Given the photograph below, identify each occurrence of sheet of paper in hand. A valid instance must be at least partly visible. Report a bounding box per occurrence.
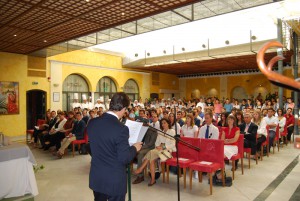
[125,120,148,145]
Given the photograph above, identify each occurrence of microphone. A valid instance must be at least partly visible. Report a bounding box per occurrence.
[135,116,150,125]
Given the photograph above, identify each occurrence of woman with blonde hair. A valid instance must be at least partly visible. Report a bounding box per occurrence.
[252,109,267,155]
[180,113,198,138]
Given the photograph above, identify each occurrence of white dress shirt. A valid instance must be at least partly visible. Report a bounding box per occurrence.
[263,116,278,131]
[255,119,267,137]
[198,123,219,139]
[151,121,160,130]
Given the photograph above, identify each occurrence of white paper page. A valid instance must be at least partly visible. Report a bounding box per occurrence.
[137,126,148,142]
[125,120,143,145]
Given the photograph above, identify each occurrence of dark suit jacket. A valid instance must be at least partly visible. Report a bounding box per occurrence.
[72,119,86,140]
[47,118,57,131]
[88,113,137,196]
[82,116,89,124]
[239,122,258,142]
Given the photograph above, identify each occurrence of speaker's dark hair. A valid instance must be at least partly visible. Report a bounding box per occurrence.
[109,92,130,111]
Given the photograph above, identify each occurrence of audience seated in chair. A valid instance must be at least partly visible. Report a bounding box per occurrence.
[180,114,198,138]
[43,112,67,150]
[263,108,278,151]
[50,111,75,152]
[132,123,158,184]
[239,113,258,158]
[221,115,240,170]
[284,108,294,143]
[38,111,57,149]
[198,111,219,139]
[32,111,51,147]
[276,108,286,143]
[134,118,176,186]
[56,112,86,158]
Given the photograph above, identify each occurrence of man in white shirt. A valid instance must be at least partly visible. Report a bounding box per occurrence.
[196,98,206,110]
[150,113,160,130]
[198,111,219,139]
[263,108,278,150]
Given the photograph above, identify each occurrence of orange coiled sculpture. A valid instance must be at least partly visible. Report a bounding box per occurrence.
[256,41,300,91]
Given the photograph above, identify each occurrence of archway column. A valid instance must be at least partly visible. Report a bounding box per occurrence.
[49,60,63,111]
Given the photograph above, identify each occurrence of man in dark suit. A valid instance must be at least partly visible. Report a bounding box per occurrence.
[132,121,158,184]
[239,113,258,156]
[38,110,57,149]
[56,112,86,158]
[88,92,142,201]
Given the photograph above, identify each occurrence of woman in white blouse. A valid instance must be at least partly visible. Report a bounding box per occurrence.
[134,118,176,186]
[276,108,286,142]
[169,112,181,136]
[180,114,198,138]
[276,108,286,133]
[252,110,267,155]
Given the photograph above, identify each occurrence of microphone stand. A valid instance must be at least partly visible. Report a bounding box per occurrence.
[129,114,200,201]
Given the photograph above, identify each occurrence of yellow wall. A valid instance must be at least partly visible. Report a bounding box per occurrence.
[184,70,297,100]
[150,73,179,98]
[227,74,271,98]
[185,77,221,99]
[0,52,50,137]
[48,50,123,69]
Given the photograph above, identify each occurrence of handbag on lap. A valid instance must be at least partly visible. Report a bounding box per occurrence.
[158,150,172,162]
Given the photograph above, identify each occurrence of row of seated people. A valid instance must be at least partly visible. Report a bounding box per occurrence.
[31,110,96,158]
[128,106,294,158]
[131,111,238,186]
[129,107,294,187]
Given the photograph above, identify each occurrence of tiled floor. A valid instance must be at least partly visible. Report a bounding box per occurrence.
[30,141,300,201]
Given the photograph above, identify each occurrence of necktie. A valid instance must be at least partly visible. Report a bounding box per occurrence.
[205,125,209,139]
[245,124,249,133]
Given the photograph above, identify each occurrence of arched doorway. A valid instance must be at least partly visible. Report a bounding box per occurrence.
[95,76,117,108]
[123,79,139,102]
[231,86,248,101]
[62,74,89,111]
[26,90,46,130]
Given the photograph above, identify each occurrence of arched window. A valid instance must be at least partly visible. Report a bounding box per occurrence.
[62,74,89,111]
[123,79,139,101]
[95,77,117,106]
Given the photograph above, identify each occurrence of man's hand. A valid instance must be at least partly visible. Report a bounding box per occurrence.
[133,142,143,152]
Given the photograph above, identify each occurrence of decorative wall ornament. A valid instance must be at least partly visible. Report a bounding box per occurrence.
[0,81,19,115]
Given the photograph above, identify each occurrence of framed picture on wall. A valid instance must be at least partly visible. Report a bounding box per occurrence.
[53,92,60,102]
[0,81,19,115]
